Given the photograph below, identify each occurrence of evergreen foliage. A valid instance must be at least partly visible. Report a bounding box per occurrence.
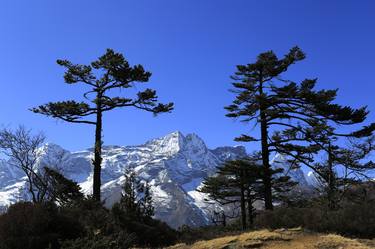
[113,168,154,221]
[200,158,295,230]
[42,167,84,207]
[110,169,177,247]
[225,46,375,210]
[31,49,174,201]
[312,139,373,209]
[255,181,375,238]
[0,202,84,249]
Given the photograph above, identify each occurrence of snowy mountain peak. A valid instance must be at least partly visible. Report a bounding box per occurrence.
[183,133,207,155]
[0,131,312,228]
[144,131,209,157]
[271,153,309,187]
[38,143,67,156]
[146,131,186,155]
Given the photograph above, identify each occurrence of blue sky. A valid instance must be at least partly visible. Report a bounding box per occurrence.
[0,1,374,152]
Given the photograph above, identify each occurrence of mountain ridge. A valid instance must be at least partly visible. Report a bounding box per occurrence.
[0,131,311,228]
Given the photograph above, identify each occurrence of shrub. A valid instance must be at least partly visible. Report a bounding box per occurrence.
[61,232,136,249]
[111,204,178,247]
[254,202,375,238]
[0,202,83,249]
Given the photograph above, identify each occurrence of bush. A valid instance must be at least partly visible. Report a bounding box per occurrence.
[61,232,136,249]
[0,202,83,249]
[111,204,178,247]
[177,223,244,245]
[254,202,375,238]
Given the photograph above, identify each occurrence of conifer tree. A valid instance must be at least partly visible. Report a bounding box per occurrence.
[312,133,374,210]
[117,168,154,220]
[31,49,173,201]
[42,167,84,207]
[141,181,155,218]
[200,158,294,229]
[226,46,374,210]
[121,168,140,217]
[200,160,256,230]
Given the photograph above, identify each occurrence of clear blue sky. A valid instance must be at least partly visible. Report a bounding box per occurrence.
[0,1,374,152]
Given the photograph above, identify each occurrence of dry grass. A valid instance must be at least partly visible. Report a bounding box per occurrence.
[314,234,373,249]
[167,228,374,249]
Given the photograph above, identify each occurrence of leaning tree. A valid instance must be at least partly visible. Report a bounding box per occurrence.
[32,49,173,201]
[225,46,374,210]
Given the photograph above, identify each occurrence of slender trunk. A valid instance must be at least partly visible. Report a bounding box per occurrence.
[259,78,273,210]
[222,212,226,227]
[327,143,337,210]
[247,190,254,226]
[26,172,37,203]
[240,171,247,230]
[93,93,103,202]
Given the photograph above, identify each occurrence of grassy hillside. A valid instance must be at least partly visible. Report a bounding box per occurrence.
[167,228,375,249]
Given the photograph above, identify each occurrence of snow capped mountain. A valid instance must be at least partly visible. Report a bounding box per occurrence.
[271,153,309,187]
[0,131,311,228]
[305,171,319,187]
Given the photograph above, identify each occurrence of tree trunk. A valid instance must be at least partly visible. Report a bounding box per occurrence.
[222,212,226,227]
[93,94,103,202]
[240,171,247,230]
[327,143,337,210]
[247,190,254,226]
[26,172,37,203]
[259,79,273,210]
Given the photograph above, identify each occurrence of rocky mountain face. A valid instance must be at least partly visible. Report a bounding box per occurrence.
[0,131,312,228]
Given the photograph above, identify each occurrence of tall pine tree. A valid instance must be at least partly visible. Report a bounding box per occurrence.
[32,49,173,201]
[226,46,373,210]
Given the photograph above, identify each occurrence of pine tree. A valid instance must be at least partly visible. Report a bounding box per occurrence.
[42,167,84,207]
[31,49,173,201]
[313,133,374,210]
[225,46,374,210]
[200,158,294,229]
[117,168,155,220]
[121,168,140,218]
[141,181,155,218]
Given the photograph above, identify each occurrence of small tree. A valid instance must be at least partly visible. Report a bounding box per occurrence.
[141,181,155,218]
[32,49,173,201]
[120,168,140,218]
[0,126,46,203]
[42,167,84,207]
[117,168,154,220]
[200,158,291,229]
[313,135,374,210]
